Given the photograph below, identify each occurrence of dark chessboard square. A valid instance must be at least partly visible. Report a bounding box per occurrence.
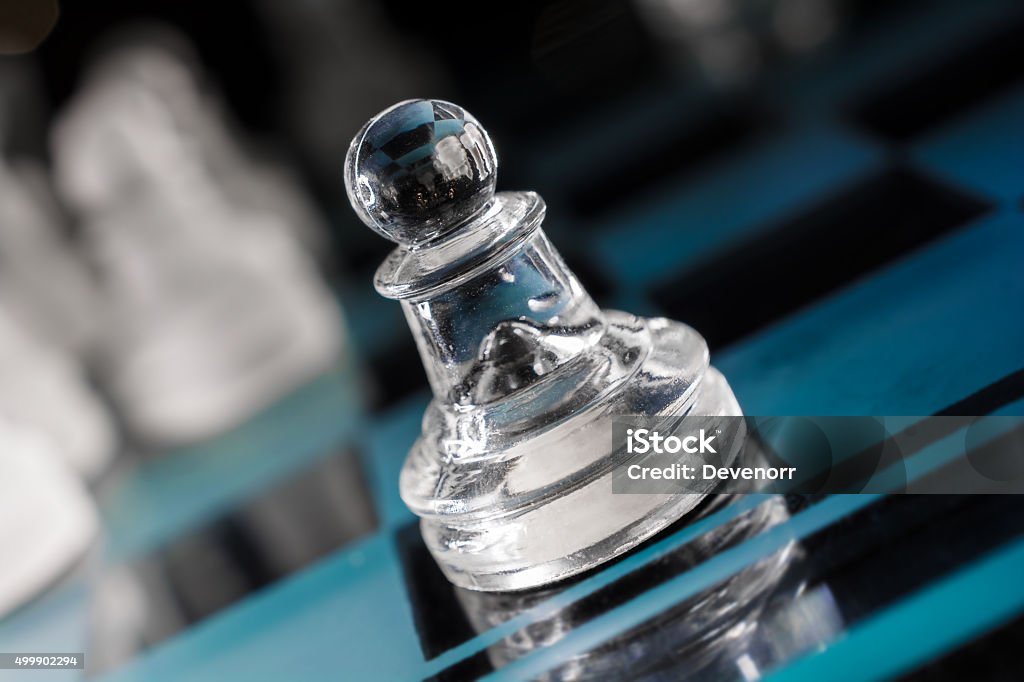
[899,612,1024,682]
[652,165,992,350]
[849,15,1024,142]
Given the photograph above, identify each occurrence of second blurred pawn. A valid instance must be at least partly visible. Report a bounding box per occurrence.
[0,416,101,619]
[0,157,116,481]
[51,31,346,447]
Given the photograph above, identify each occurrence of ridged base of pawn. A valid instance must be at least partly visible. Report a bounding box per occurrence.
[402,315,742,592]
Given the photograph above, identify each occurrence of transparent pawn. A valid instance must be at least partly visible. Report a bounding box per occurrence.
[346,99,742,591]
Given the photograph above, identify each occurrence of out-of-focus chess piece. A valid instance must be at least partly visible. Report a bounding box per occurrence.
[0,159,100,354]
[0,158,116,481]
[0,309,115,481]
[345,100,742,591]
[0,59,117,482]
[635,0,841,87]
[52,32,346,447]
[0,417,100,619]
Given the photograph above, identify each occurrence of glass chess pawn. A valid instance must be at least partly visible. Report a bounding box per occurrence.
[345,99,743,591]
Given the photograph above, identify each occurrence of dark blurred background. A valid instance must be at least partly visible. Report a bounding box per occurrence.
[12,0,1012,417]
[1,0,1023,678]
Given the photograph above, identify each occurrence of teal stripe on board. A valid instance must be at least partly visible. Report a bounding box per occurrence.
[99,533,423,682]
[102,368,364,560]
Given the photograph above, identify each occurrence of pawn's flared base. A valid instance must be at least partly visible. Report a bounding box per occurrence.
[401,314,743,592]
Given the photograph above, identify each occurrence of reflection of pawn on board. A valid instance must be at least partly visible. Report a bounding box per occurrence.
[51,35,345,446]
[453,498,805,676]
[346,100,742,591]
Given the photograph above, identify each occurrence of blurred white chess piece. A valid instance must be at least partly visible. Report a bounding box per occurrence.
[0,417,100,619]
[0,309,116,480]
[635,0,840,86]
[51,32,345,446]
[0,159,99,353]
[0,159,117,481]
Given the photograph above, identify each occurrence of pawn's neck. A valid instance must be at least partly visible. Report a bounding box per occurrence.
[394,208,604,407]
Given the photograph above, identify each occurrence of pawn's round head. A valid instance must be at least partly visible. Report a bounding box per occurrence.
[345,99,497,246]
